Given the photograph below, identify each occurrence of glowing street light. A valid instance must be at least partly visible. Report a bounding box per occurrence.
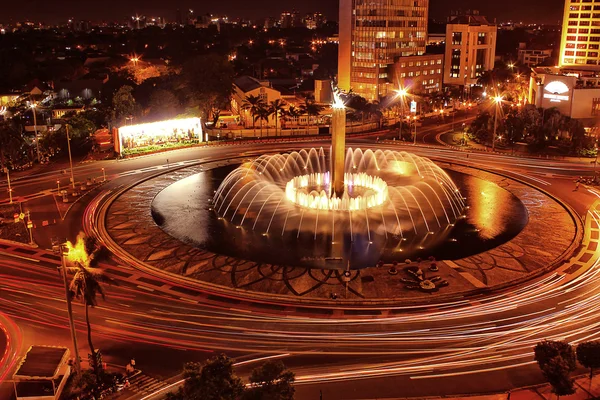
[492,96,503,151]
[395,88,409,141]
[130,56,140,67]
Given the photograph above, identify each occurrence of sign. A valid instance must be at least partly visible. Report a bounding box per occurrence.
[410,101,417,113]
[544,80,571,103]
[19,213,24,220]
[27,221,33,229]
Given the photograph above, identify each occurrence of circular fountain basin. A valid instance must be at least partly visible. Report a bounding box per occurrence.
[151,149,528,270]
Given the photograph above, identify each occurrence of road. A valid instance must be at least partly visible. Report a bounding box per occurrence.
[1,121,600,399]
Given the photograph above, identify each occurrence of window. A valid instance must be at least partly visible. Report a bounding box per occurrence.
[577,50,587,56]
[568,28,578,33]
[452,32,462,45]
[580,28,590,33]
[589,51,599,57]
[570,13,580,17]
[578,43,588,48]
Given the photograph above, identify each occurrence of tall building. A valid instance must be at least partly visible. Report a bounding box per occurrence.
[338,0,429,101]
[558,0,600,69]
[443,11,497,87]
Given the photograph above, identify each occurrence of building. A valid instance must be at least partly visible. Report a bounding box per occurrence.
[390,54,444,95]
[529,66,600,124]
[304,12,325,29]
[558,0,600,68]
[338,0,429,101]
[518,43,554,67]
[280,11,301,28]
[13,346,70,400]
[231,76,283,128]
[443,11,497,87]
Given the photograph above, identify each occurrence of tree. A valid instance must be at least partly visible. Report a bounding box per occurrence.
[283,106,302,136]
[300,100,324,127]
[269,99,286,136]
[577,341,600,379]
[535,340,577,371]
[534,340,577,400]
[68,236,114,380]
[148,89,180,120]
[542,356,577,399]
[182,54,234,122]
[243,360,295,400]
[242,95,265,134]
[111,85,136,127]
[167,354,244,400]
[256,104,272,137]
[0,120,26,170]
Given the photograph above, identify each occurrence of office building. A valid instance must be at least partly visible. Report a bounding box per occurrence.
[338,0,429,101]
[443,11,497,87]
[558,0,600,69]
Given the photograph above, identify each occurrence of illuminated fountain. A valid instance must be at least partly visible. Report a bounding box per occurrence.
[210,91,467,267]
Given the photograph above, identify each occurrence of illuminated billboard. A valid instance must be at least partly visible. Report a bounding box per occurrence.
[116,117,203,155]
[543,80,571,103]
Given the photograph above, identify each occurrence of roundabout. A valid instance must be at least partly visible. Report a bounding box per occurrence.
[97,145,578,304]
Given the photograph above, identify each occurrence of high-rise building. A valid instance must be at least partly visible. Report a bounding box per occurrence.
[443,11,497,87]
[338,0,429,101]
[558,0,600,69]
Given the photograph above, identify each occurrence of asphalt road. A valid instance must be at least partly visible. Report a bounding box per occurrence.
[1,122,600,399]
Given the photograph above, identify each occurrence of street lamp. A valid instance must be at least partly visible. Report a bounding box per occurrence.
[412,116,418,145]
[3,167,12,204]
[395,88,408,141]
[66,125,76,189]
[31,103,41,164]
[52,240,82,376]
[492,96,503,151]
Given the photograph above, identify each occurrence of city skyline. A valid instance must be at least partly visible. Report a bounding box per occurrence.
[1,0,566,25]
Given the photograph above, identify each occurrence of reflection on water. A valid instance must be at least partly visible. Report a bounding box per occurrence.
[151,166,528,270]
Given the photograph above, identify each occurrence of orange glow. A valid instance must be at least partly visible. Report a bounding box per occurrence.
[66,234,90,267]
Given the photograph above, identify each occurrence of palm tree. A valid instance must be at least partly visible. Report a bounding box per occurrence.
[242,95,265,135]
[286,106,302,136]
[300,100,324,128]
[269,99,286,137]
[256,104,271,137]
[68,238,113,379]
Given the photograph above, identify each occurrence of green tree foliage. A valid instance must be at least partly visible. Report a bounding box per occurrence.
[148,89,181,121]
[111,85,137,127]
[167,354,244,400]
[535,340,577,371]
[243,360,295,400]
[182,54,234,122]
[0,120,27,170]
[542,356,577,399]
[242,95,265,131]
[577,341,600,379]
[534,340,577,399]
[269,99,286,136]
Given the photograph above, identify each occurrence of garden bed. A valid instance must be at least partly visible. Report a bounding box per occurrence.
[0,203,29,244]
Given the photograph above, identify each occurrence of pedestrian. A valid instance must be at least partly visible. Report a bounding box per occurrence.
[575,179,580,191]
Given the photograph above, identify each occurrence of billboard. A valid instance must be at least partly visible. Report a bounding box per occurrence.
[117,117,203,155]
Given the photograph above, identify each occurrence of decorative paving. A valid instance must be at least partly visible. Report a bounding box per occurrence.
[104,162,579,302]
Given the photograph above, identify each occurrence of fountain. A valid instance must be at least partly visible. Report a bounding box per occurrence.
[209,90,467,268]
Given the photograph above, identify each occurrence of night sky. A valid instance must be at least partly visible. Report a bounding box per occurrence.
[1,0,565,25]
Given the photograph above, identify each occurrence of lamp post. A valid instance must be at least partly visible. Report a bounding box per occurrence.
[31,103,41,164]
[412,116,418,145]
[53,241,82,376]
[3,167,12,204]
[66,125,75,189]
[395,88,408,141]
[492,96,503,152]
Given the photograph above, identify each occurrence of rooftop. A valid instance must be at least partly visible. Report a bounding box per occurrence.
[234,76,263,93]
[14,346,69,379]
[448,14,494,26]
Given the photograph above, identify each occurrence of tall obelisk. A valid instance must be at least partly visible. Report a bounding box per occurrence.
[331,91,346,198]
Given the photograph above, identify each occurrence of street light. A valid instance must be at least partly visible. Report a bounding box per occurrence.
[395,88,408,141]
[492,96,503,151]
[52,240,82,376]
[3,167,12,204]
[31,103,41,164]
[66,125,76,189]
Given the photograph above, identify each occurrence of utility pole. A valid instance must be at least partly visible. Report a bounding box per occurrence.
[55,242,82,376]
[32,104,41,164]
[66,125,75,189]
